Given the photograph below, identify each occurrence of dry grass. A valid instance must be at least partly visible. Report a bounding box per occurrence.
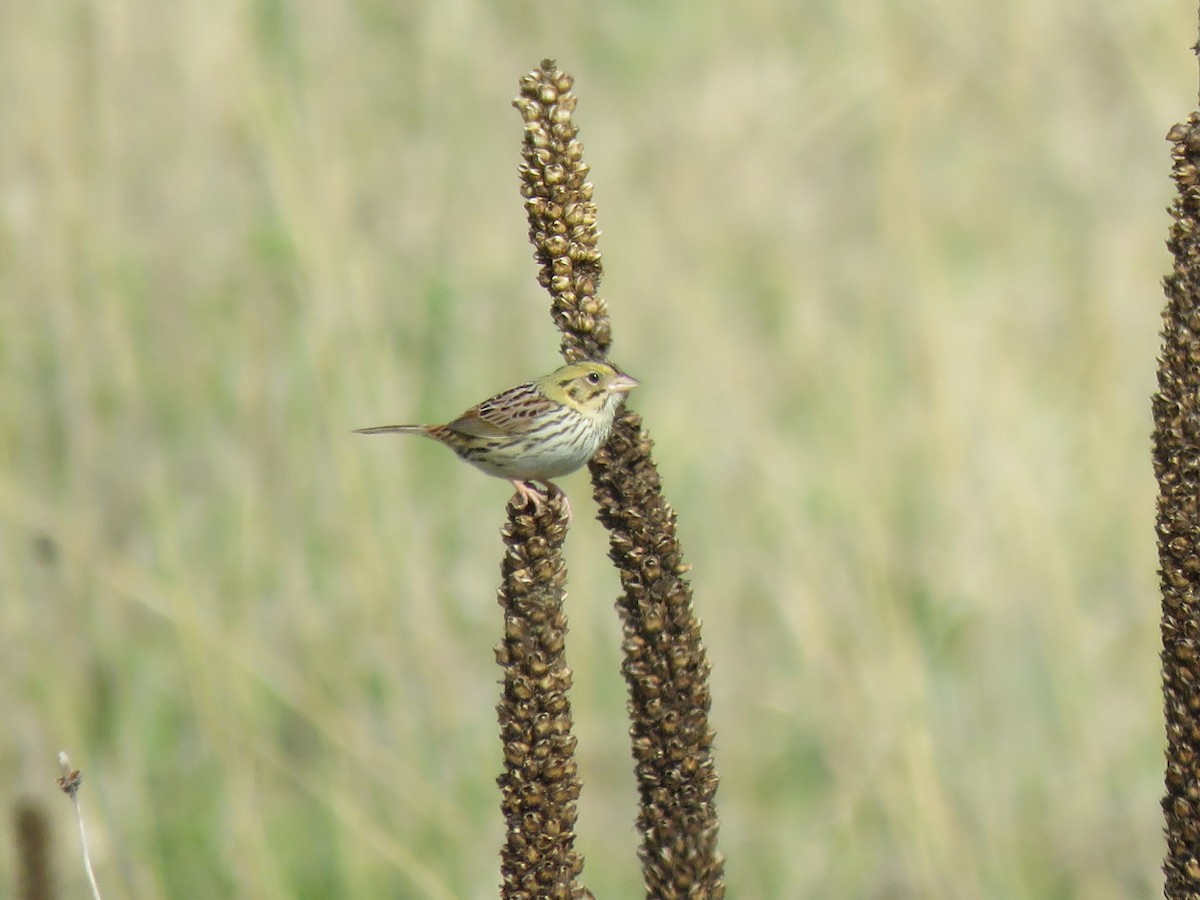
[0,2,1184,896]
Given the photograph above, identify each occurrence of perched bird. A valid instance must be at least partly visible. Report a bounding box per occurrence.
[356,361,638,521]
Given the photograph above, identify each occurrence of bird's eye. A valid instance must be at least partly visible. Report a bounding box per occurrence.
[586,372,601,384]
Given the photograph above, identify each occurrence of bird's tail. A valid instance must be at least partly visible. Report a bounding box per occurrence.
[353,424,430,435]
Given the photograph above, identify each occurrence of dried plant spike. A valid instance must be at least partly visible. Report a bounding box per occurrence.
[514,59,611,364]
[1157,112,1200,900]
[494,61,603,897]
[590,413,726,897]
[494,497,590,899]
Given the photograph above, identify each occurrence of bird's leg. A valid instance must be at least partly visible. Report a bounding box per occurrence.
[508,480,571,523]
[508,479,546,516]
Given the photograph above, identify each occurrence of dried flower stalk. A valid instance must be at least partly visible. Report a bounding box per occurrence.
[494,500,590,899]
[1158,109,1200,899]
[589,418,724,897]
[512,58,725,898]
[491,57,604,900]
[514,61,610,365]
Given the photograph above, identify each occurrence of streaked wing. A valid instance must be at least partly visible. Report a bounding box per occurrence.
[444,381,555,438]
[442,411,510,438]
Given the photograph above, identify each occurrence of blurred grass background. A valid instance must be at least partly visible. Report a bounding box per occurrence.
[0,1,1185,897]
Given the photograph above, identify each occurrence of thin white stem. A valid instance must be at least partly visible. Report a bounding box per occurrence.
[71,794,104,900]
[58,751,104,900]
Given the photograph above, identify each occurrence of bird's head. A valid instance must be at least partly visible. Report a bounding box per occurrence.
[539,360,639,419]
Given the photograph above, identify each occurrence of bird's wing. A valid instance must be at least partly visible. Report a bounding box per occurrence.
[444,381,551,438]
[443,409,511,438]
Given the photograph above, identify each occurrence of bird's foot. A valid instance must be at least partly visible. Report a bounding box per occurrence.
[508,480,571,524]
